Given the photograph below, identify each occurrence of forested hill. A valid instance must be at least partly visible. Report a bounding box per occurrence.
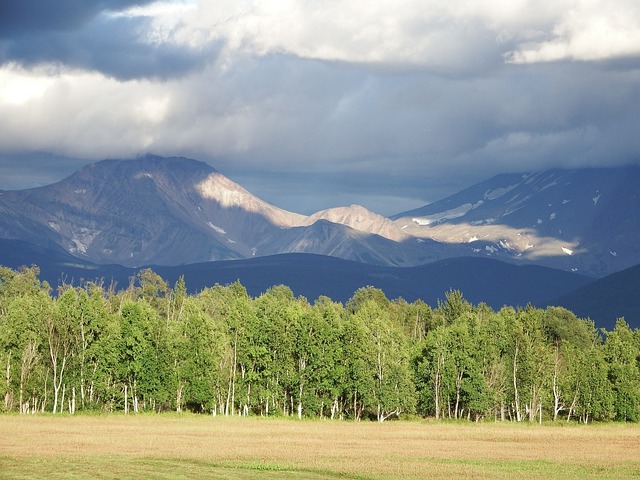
[0,238,593,317]
[1,264,639,423]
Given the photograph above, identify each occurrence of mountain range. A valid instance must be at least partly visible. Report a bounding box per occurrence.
[0,155,457,267]
[2,155,639,277]
[1,155,639,329]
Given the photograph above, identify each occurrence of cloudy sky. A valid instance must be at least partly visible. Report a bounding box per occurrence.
[1,0,639,215]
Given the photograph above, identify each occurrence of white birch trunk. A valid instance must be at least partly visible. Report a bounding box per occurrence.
[50,350,68,414]
[4,352,11,411]
[176,384,183,413]
[230,333,237,416]
[434,356,442,420]
[513,341,521,422]
[19,341,38,415]
[60,383,66,414]
[552,345,562,422]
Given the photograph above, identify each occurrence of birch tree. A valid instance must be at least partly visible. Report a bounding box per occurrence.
[0,294,47,412]
[46,289,76,414]
[604,319,640,422]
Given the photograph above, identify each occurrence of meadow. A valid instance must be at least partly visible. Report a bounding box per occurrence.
[1,415,639,479]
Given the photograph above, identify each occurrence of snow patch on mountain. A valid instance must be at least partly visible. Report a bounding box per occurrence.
[484,185,517,200]
[412,203,475,225]
[207,222,226,235]
[499,240,513,251]
[71,239,87,254]
[134,172,154,180]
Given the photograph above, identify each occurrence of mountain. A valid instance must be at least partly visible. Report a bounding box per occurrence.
[544,262,640,330]
[0,155,481,268]
[0,155,306,266]
[303,205,408,242]
[0,238,592,313]
[392,167,640,277]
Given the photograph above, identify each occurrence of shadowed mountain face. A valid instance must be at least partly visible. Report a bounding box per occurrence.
[545,263,640,331]
[0,155,638,276]
[392,167,640,276]
[1,156,252,265]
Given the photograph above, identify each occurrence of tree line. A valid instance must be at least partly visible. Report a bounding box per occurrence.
[1,265,639,422]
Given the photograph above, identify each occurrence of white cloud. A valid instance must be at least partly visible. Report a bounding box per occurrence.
[0,65,172,158]
[0,64,56,105]
[174,0,512,71]
[507,0,640,63]
[176,0,640,69]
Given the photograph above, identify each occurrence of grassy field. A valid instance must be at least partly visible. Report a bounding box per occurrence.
[1,415,639,479]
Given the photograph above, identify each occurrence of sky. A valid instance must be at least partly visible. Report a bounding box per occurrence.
[1,0,640,216]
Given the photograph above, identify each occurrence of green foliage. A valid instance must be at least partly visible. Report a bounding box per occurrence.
[0,264,639,423]
[604,319,640,421]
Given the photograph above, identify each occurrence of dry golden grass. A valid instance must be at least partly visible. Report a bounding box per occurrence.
[1,415,639,479]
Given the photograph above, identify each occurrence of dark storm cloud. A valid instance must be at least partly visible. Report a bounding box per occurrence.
[0,0,156,35]
[0,1,215,80]
[2,15,217,80]
[194,55,640,173]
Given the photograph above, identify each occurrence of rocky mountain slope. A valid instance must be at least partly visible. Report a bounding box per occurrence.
[392,167,640,276]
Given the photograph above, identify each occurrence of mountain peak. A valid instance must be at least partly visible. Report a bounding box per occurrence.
[305,204,408,242]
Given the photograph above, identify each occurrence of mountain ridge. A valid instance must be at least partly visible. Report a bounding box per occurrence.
[392,167,640,276]
[0,237,593,314]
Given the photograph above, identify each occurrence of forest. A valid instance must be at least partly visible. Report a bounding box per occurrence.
[1,265,639,423]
